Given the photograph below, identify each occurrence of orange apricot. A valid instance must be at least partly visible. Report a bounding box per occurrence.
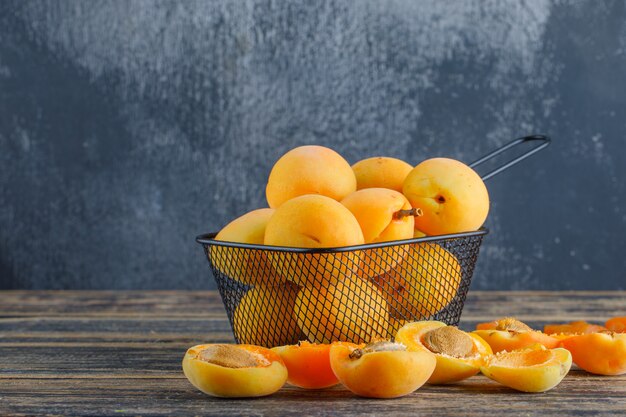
[212,208,279,285]
[182,344,288,397]
[480,345,572,392]
[266,145,356,208]
[294,277,388,344]
[403,158,489,235]
[372,243,462,319]
[396,321,492,384]
[606,317,626,333]
[329,341,436,398]
[351,156,413,193]
[544,320,608,335]
[232,284,300,347]
[473,318,559,353]
[559,332,626,375]
[264,194,364,287]
[271,342,339,389]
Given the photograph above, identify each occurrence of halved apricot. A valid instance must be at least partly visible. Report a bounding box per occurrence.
[271,342,339,389]
[605,317,626,333]
[396,321,492,384]
[480,345,572,392]
[329,341,435,398]
[182,344,288,397]
[473,318,559,353]
[544,321,607,335]
[559,332,626,375]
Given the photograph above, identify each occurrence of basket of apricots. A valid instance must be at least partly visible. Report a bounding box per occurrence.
[196,135,550,349]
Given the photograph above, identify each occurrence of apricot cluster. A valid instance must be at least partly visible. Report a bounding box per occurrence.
[211,145,491,346]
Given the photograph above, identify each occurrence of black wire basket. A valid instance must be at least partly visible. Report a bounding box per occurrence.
[197,135,550,348]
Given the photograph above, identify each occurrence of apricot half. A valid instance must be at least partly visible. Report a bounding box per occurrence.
[396,321,492,384]
[351,156,413,193]
[605,317,626,333]
[266,145,356,208]
[182,344,288,397]
[329,341,436,398]
[559,332,626,375]
[403,157,489,235]
[295,277,388,344]
[264,194,364,287]
[232,284,300,347]
[271,342,339,389]
[473,318,559,353]
[544,320,607,335]
[212,208,279,285]
[372,243,462,319]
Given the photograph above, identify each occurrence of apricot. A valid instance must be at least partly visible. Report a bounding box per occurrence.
[403,158,489,235]
[606,317,626,333]
[212,208,279,285]
[295,277,388,344]
[396,321,492,384]
[182,344,288,397]
[264,194,364,287]
[351,156,413,193]
[266,145,356,208]
[473,318,559,353]
[480,345,572,392]
[232,284,300,347]
[559,332,626,375]
[271,341,339,389]
[329,341,436,398]
[372,243,462,319]
[544,320,608,335]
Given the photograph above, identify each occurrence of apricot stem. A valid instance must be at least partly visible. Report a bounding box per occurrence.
[393,208,423,220]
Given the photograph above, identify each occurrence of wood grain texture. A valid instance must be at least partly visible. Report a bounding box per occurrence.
[1,291,625,416]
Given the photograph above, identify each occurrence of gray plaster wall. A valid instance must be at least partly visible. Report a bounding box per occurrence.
[1,0,625,290]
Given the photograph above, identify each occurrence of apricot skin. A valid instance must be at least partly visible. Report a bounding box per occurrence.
[266,145,356,208]
[403,157,489,235]
[559,333,626,375]
[329,342,436,398]
[264,194,364,287]
[271,342,339,389]
[605,317,626,333]
[212,208,278,285]
[182,344,288,398]
[352,156,413,193]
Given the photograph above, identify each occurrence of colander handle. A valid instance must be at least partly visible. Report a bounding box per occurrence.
[468,135,551,181]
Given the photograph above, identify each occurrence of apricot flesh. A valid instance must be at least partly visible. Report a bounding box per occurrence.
[559,332,626,375]
[372,243,462,319]
[182,344,288,397]
[352,156,413,193]
[329,341,436,398]
[403,157,489,235]
[271,342,339,389]
[264,194,364,287]
[480,346,572,392]
[232,284,301,347]
[295,277,388,344]
[212,208,278,285]
[266,145,356,208]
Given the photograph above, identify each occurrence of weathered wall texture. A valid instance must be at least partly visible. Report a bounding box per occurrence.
[1,0,625,289]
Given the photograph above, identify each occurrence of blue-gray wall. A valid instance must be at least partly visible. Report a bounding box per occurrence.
[1,0,625,290]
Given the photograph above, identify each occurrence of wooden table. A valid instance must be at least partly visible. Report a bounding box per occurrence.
[1,291,625,416]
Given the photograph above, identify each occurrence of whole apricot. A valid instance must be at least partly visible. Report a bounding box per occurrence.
[232,284,300,347]
[295,277,388,344]
[182,344,288,397]
[264,194,364,287]
[266,145,356,208]
[403,158,489,235]
[352,156,413,193]
[372,243,462,319]
[212,208,279,285]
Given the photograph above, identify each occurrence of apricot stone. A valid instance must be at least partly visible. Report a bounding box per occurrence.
[266,145,356,208]
[352,156,413,193]
[264,194,364,287]
[403,158,489,235]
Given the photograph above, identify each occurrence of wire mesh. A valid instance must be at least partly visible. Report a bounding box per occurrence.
[199,231,487,348]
